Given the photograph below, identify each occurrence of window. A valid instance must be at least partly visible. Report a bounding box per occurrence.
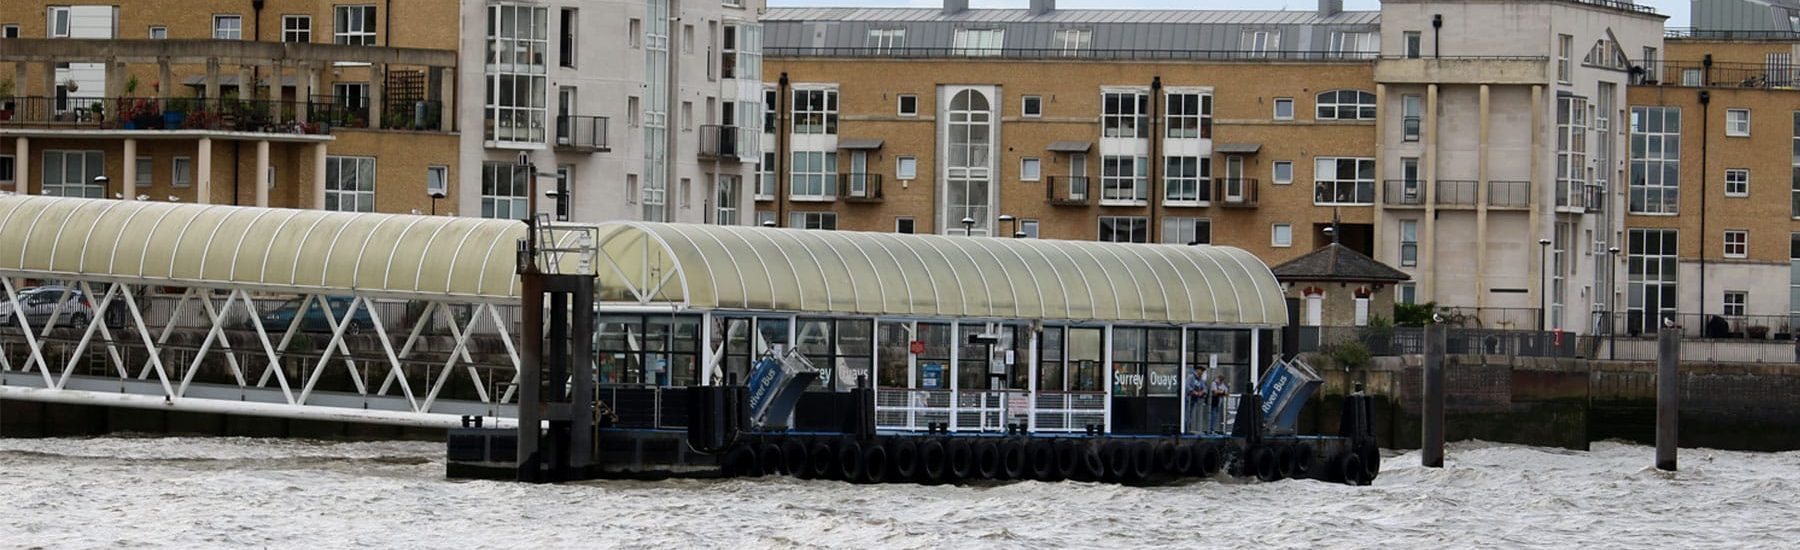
[629,18,641,48]
[1403,94,1423,141]
[1272,223,1293,247]
[1643,47,1659,81]
[867,28,905,52]
[626,173,639,205]
[559,8,577,68]
[427,165,448,196]
[1726,169,1749,197]
[1328,31,1376,58]
[332,82,369,114]
[133,157,151,187]
[323,156,375,212]
[1166,92,1211,139]
[683,24,694,54]
[0,24,19,39]
[171,156,191,188]
[896,217,915,234]
[1242,30,1278,56]
[1727,109,1751,137]
[1316,90,1376,121]
[1053,29,1090,56]
[1022,96,1043,118]
[1163,156,1210,204]
[790,211,837,230]
[628,96,640,127]
[1273,98,1294,120]
[1098,216,1148,243]
[681,101,693,131]
[1725,230,1749,258]
[1628,229,1679,334]
[1313,157,1376,205]
[1020,157,1041,181]
[953,29,1004,57]
[790,151,837,199]
[1398,283,1417,305]
[1273,161,1293,184]
[1163,217,1212,245]
[480,163,529,219]
[1558,95,1589,207]
[282,15,311,43]
[1682,69,1702,87]
[0,155,12,185]
[1557,34,1573,83]
[1630,106,1681,214]
[716,174,740,225]
[722,23,760,83]
[1102,91,1149,138]
[334,5,376,45]
[897,156,917,180]
[1722,291,1747,317]
[1019,219,1039,239]
[1403,31,1422,59]
[792,88,838,135]
[147,26,165,40]
[48,7,69,38]
[897,94,918,117]
[1400,220,1419,267]
[1101,155,1148,204]
[214,15,242,40]
[485,4,549,143]
[554,165,575,221]
[756,152,776,198]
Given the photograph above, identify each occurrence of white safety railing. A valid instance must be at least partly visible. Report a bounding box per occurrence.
[1032,391,1107,432]
[875,388,951,430]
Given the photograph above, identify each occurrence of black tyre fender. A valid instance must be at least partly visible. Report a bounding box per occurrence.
[723,444,759,477]
[1171,443,1196,477]
[975,439,1002,480]
[1103,441,1132,481]
[1359,445,1381,481]
[1053,440,1081,479]
[891,439,920,480]
[1340,452,1366,486]
[1155,441,1179,473]
[1197,444,1223,477]
[808,441,837,479]
[919,438,948,483]
[1291,445,1315,478]
[1079,443,1107,481]
[1028,439,1057,481]
[1276,445,1298,480]
[999,440,1028,480]
[1127,442,1155,482]
[1251,446,1281,482]
[947,439,974,480]
[758,442,785,476]
[837,439,866,481]
[862,442,889,484]
[780,439,810,478]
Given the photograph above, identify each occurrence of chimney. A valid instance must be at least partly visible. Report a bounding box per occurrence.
[1030,0,1055,16]
[1319,0,1342,17]
[943,0,967,16]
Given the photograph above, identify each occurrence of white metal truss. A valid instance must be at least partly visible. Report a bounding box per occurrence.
[0,275,521,428]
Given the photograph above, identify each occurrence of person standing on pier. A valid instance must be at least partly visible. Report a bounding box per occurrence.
[1187,365,1211,434]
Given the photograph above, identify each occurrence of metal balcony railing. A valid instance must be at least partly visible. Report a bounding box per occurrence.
[1045,176,1090,206]
[0,96,342,135]
[1435,180,1478,206]
[1555,180,1589,210]
[1585,184,1606,213]
[1384,179,1425,206]
[1216,178,1259,208]
[1489,180,1532,208]
[839,173,883,202]
[698,124,747,159]
[555,115,610,152]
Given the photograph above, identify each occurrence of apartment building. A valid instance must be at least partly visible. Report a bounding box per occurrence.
[0,0,762,225]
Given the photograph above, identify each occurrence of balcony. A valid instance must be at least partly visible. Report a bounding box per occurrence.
[0,96,343,135]
[839,174,884,202]
[1489,180,1532,209]
[1585,184,1606,213]
[1215,178,1259,208]
[1555,180,1589,211]
[1435,180,1479,206]
[1384,179,1425,207]
[699,124,752,159]
[1045,176,1090,206]
[555,115,610,153]
[1375,57,1551,86]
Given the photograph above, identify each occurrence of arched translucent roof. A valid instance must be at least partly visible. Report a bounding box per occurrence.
[0,195,541,301]
[593,222,1287,327]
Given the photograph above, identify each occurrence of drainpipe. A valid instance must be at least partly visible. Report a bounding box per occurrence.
[252,0,264,100]
[1698,89,1709,322]
[1431,14,1442,59]
[777,72,790,227]
[1148,76,1162,243]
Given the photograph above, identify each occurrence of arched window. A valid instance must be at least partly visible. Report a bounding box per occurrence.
[946,89,992,234]
[1316,90,1376,121]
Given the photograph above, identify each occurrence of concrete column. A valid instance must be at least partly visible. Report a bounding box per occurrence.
[122,139,138,199]
[1529,85,1545,322]
[1422,322,1446,468]
[204,59,221,102]
[1475,85,1491,309]
[237,64,253,102]
[295,62,310,123]
[266,59,281,119]
[158,58,173,101]
[196,137,213,205]
[103,57,120,99]
[443,66,457,132]
[1655,327,1679,471]
[1422,84,1439,301]
[1372,83,1386,261]
[13,138,29,195]
[369,63,386,129]
[41,61,56,120]
[312,142,329,210]
[255,140,270,207]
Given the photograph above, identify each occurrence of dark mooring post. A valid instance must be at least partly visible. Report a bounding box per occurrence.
[1422,322,1446,468]
[516,225,545,481]
[1656,325,1680,471]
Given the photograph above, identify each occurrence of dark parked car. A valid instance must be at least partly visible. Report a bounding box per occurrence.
[256,296,376,334]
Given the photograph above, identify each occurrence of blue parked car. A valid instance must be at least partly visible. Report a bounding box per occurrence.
[257,296,376,334]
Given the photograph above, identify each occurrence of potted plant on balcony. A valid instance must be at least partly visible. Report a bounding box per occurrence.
[1747,325,1771,340]
[164,97,190,129]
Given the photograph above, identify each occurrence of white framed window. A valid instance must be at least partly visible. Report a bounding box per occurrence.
[133,157,151,187]
[213,15,243,40]
[627,96,640,127]
[1098,216,1148,243]
[560,8,579,69]
[1724,291,1748,317]
[1400,219,1419,267]
[1557,34,1573,83]
[1403,31,1421,59]
[755,153,776,199]
[1313,157,1376,205]
[792,88,838,135]
[1102,91,1149,138]
[485,4,549,144]
[171,156,191,188]
[897,156,917,180]
[147,26,166,40]
[325,156,375,212]
[1163,217,1211,245]
[1053,29,1090,56]
[0,155,13,186]
[48,7,70,38]
[427,165,448,196]
[1682,69,1703,87]
[628,18,642,48]
[1242,30,1278,56]
[1724,230,1748,258]
[790,150,837,199]
[681,101,693,131]
[1101,155,1148,205]
[953,28,1004,57]
[1020,157,1041,181]
[1630,106,1681,214]
[1557,95,1589,208]
[282,15,311,43]
[1727,109,1751,137]
[1165,92,1211,139]
[896,217,915,234]
[790,211,837,230]
[867,28,905,52]
[716,174,740,225]
[897,94,918,117]
[480,162,529,219]
[1317,90,1376,121]
[1022,95,1043,118]
[1019,219,1039,239]
[1643,47,1659,81]
[1403,94,1423,141]
[1163,156,1210,204]
[1726,169,1749,197]
[39,150,104,197]
[1327,31,1377,58]
[1398,283,1417,305]
[1273,98,1294,120]
[1273,161,1293,184]
[335,5,377,45]
[1272,223,1293,247]
[683,24,695,54]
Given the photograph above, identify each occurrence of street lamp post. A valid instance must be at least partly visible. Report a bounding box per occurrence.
[93,175,110,200]
[960,216,975,236]
[1539,238,1553,332]
[429,190,446,216]
[998,214,1015,239]
[1608,245,1621,360]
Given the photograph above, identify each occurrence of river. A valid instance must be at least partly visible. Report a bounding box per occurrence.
[1,437,1795,548]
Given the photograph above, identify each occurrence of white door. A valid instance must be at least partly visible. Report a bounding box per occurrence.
[1069,153,1088,201]
[850,150,868,197]
[1304,294,1324,327]
[1225,155,1245,203]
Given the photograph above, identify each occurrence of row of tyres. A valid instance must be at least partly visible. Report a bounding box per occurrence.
[718,435,1368,485]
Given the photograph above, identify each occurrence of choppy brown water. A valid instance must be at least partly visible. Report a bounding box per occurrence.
[1,437,1795,548]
